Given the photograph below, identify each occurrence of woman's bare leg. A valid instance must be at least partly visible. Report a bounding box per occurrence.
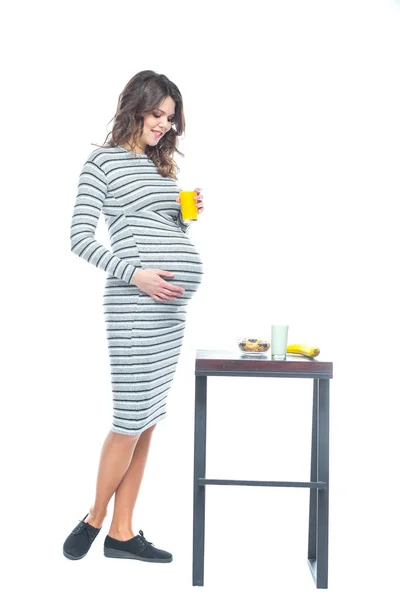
[85,430,140,528]
[108,423,157,540]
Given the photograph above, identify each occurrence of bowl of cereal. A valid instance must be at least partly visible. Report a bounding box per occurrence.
[237,337,270,354]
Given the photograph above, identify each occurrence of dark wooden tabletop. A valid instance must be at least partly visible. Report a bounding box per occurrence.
[195,349,333,378]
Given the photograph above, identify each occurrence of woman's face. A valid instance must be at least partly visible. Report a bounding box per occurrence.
[137,96,176,151]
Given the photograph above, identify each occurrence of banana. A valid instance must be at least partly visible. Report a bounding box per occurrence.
[286,344,320,358]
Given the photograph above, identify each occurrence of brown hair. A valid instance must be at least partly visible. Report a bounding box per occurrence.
[94,70,186,179]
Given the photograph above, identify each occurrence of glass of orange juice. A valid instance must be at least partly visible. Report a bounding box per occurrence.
[179,190,198,221]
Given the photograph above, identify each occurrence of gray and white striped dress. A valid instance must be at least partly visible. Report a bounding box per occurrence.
[70,146,204,435]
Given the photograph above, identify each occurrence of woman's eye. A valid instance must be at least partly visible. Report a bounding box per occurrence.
[153,112,175,123]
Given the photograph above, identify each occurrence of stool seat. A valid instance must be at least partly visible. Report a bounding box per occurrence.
[192,348,333,589]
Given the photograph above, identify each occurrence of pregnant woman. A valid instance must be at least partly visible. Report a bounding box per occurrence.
[63,70,204,563]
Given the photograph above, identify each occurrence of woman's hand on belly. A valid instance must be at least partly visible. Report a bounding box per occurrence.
[131,269,185,302]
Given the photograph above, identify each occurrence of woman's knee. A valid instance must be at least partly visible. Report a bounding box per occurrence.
[141,423,157,437]
[109,429,141,445]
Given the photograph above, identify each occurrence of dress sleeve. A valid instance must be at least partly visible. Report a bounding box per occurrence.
[70,159,138,285]
[176,210,192,234]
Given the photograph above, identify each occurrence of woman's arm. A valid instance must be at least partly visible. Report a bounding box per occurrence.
[176,209,192,234]
[70,158,138,284]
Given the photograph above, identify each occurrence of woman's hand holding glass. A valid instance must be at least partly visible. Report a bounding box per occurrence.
[176,187,204,214]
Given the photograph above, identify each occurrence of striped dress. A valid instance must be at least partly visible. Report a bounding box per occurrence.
[70,146,204,435]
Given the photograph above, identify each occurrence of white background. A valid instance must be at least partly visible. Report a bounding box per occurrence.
[1,0,399,597]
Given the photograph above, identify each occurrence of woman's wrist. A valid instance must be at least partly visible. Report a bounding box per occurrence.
[131,268,143,284]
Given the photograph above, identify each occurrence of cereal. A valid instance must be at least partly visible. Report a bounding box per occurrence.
[238,338,270,353]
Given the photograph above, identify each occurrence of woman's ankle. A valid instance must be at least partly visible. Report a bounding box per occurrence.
[85,507,107,528]
[108,523,135,541]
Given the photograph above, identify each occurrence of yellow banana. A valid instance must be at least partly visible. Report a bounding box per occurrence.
[286,344,320,358]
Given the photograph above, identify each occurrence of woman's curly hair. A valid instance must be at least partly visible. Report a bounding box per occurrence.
[94,70,185,179]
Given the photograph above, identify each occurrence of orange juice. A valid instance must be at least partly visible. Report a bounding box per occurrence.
[179,191,198,221]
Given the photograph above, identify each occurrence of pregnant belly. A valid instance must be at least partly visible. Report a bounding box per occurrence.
[137,242,204,301]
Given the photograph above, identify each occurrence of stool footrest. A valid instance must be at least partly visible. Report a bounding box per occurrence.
[198,477,327,489]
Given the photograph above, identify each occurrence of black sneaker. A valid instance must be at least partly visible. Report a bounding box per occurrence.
[63,513,102,560]
[104,530,173,563]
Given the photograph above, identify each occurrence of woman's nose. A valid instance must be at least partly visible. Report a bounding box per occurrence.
[158,116,169,130]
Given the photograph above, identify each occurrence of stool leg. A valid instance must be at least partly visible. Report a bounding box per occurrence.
[308,378,318,564]
[193,375,207,586]
[316,378,329,588]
